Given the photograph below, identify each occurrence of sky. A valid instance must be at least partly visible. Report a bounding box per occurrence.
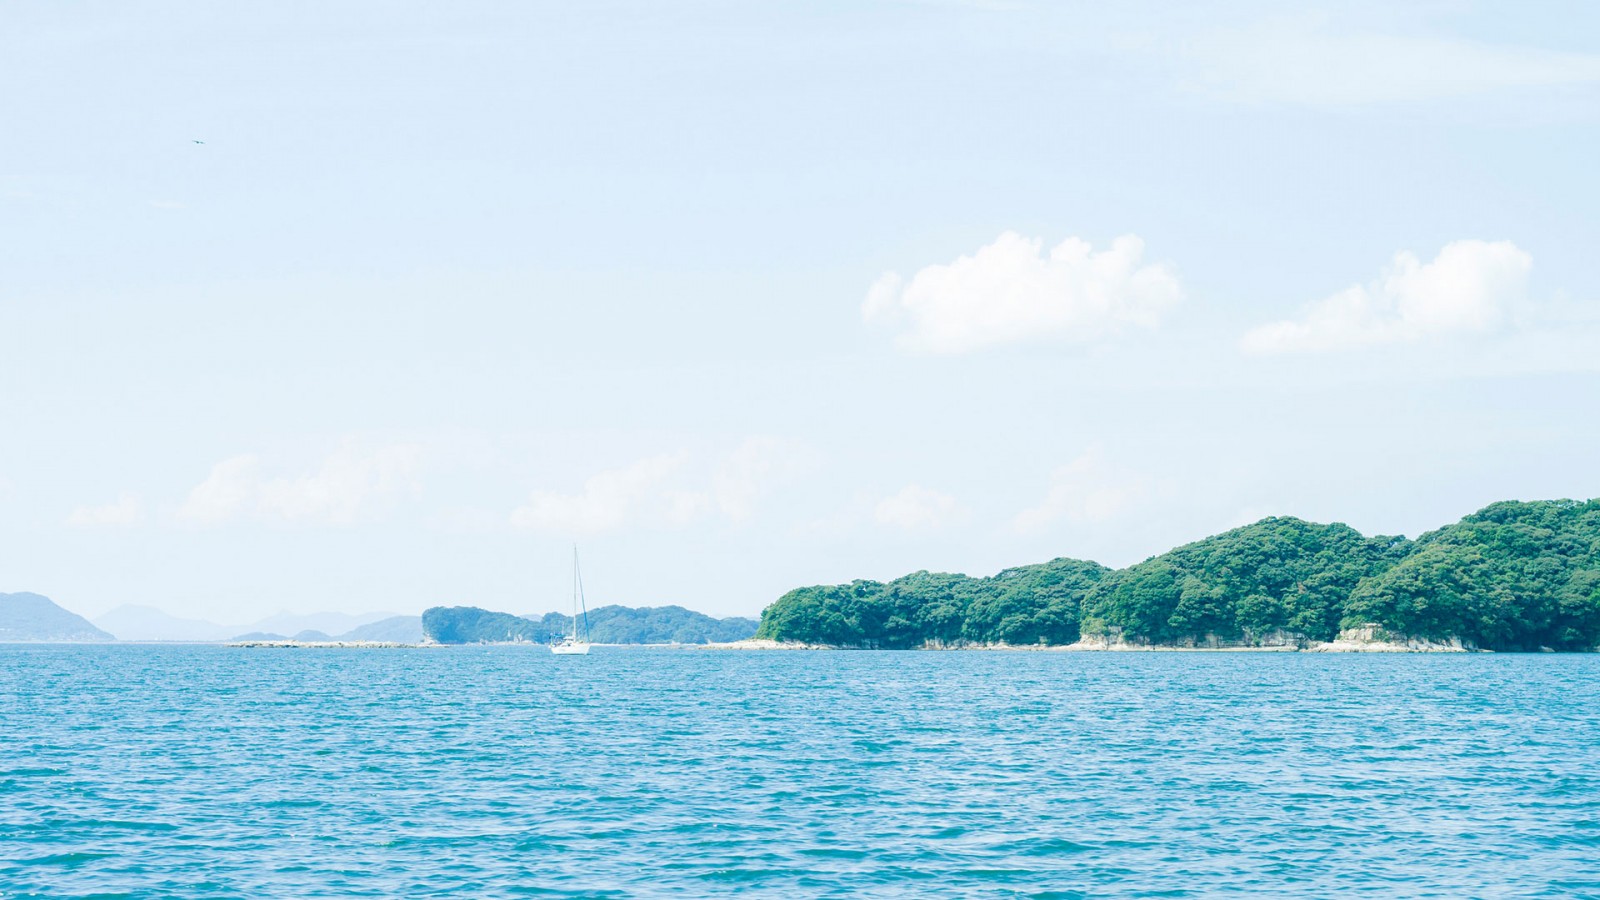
[3,1,1599,622]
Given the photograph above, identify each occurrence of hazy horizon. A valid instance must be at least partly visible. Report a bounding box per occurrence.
[4,1,1598,623]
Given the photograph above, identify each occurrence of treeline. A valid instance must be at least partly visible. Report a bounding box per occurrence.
[421,604,758,645]
[755,558,1108,649]
[755,500,1600,652]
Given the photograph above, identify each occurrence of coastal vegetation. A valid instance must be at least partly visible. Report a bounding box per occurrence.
[1078,518,1410,646]
[754,558,1108,649]
[1342,501,1600,652]
[422,604,758,645]
[755,500,1600,652]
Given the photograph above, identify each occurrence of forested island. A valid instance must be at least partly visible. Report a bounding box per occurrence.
[422,604,758,645]
[756,500,1600,652]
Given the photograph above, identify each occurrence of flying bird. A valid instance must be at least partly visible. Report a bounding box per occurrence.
[192,140,205,144]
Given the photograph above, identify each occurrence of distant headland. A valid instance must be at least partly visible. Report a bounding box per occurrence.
[752,499,1600,653]
[0,594,757,647]
[6,499,1597,652]
[420,605,758,645]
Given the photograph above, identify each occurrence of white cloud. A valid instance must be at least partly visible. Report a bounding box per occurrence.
[863,231,1183,354]
[1183,21,1600,106]
[68,492,142,527]
[874,484,967,530]
[711,436,817,521]
[1014,446,1149,533]
[511,453,690,534]
[511,438,816,535]
[1241,240,1532,354]
[180,441,422,525]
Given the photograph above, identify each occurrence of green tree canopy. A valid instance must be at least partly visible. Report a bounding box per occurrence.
[756,500,1600,651]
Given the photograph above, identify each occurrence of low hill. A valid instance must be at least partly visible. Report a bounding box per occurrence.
[756,557,1110,648]
[1343,500,1600,651]
[0,592,115,642]
[422,604,758,645]
[94,605,235,642]
[422,607,553,643]
[94,606,411,642]
[582,605,756,644]
[756,500,1600,652]
[523,605,758,644]
[337,615,424,643]
[247,610,399,638]
[1079,517,1411,645]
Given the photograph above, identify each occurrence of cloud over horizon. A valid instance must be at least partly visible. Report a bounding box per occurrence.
[874,484,967,530]
[67,493,142,527]
[1181,21,1600,106]
[1013,446,1153,534]
[864,232,1183,354]
[179,442,422,526]
[511,438,816,535]
[1241,240,1533,354]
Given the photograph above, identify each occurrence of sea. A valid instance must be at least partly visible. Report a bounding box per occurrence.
[2,646,1598,899]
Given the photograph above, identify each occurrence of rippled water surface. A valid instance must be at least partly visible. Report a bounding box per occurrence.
[3,646,1599,898]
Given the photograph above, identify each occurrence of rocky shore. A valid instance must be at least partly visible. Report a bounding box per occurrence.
[706,623,1486,653]
[228,640,425,649]
[1303,624,1471,653]
[701,638,832,650]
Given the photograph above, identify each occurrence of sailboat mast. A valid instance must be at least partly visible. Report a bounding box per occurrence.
[572,545,579,640]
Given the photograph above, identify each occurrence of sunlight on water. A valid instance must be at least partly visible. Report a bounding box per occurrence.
[3,646,1599,897]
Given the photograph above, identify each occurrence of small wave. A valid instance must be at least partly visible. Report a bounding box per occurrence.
[796,846,870,860]
[15,851,115,866]
[1003,838,1097,857]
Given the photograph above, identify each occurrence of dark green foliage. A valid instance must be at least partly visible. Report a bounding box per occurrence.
[422,606,551,643]
[554,605,758,644]
[755,558,1110,648]
[1082,518,1410,644]
[422,604,758,645]
[757,501,1600,651]
[964,559,1108,645]
[1343,500,1600,651]
[753,580,889,646]
[428,501,1600,650]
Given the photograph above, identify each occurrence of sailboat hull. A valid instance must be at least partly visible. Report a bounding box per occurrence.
[550,641,590,655]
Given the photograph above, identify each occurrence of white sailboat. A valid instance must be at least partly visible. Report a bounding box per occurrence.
[550,546,591,655]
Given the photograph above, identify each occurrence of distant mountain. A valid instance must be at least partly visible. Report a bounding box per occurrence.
[337,615,424,643]
[422,607,546,643]
[422,604,759,645]
[225,618,423,643]
[1,592,115,642]
[538,605,759,644]
[94,605,234,642]
[91,606,406,642]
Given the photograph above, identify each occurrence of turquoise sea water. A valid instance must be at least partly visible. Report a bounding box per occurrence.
[3,647,1599,898]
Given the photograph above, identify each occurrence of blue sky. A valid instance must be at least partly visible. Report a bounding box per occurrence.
[3,1,1599,621]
